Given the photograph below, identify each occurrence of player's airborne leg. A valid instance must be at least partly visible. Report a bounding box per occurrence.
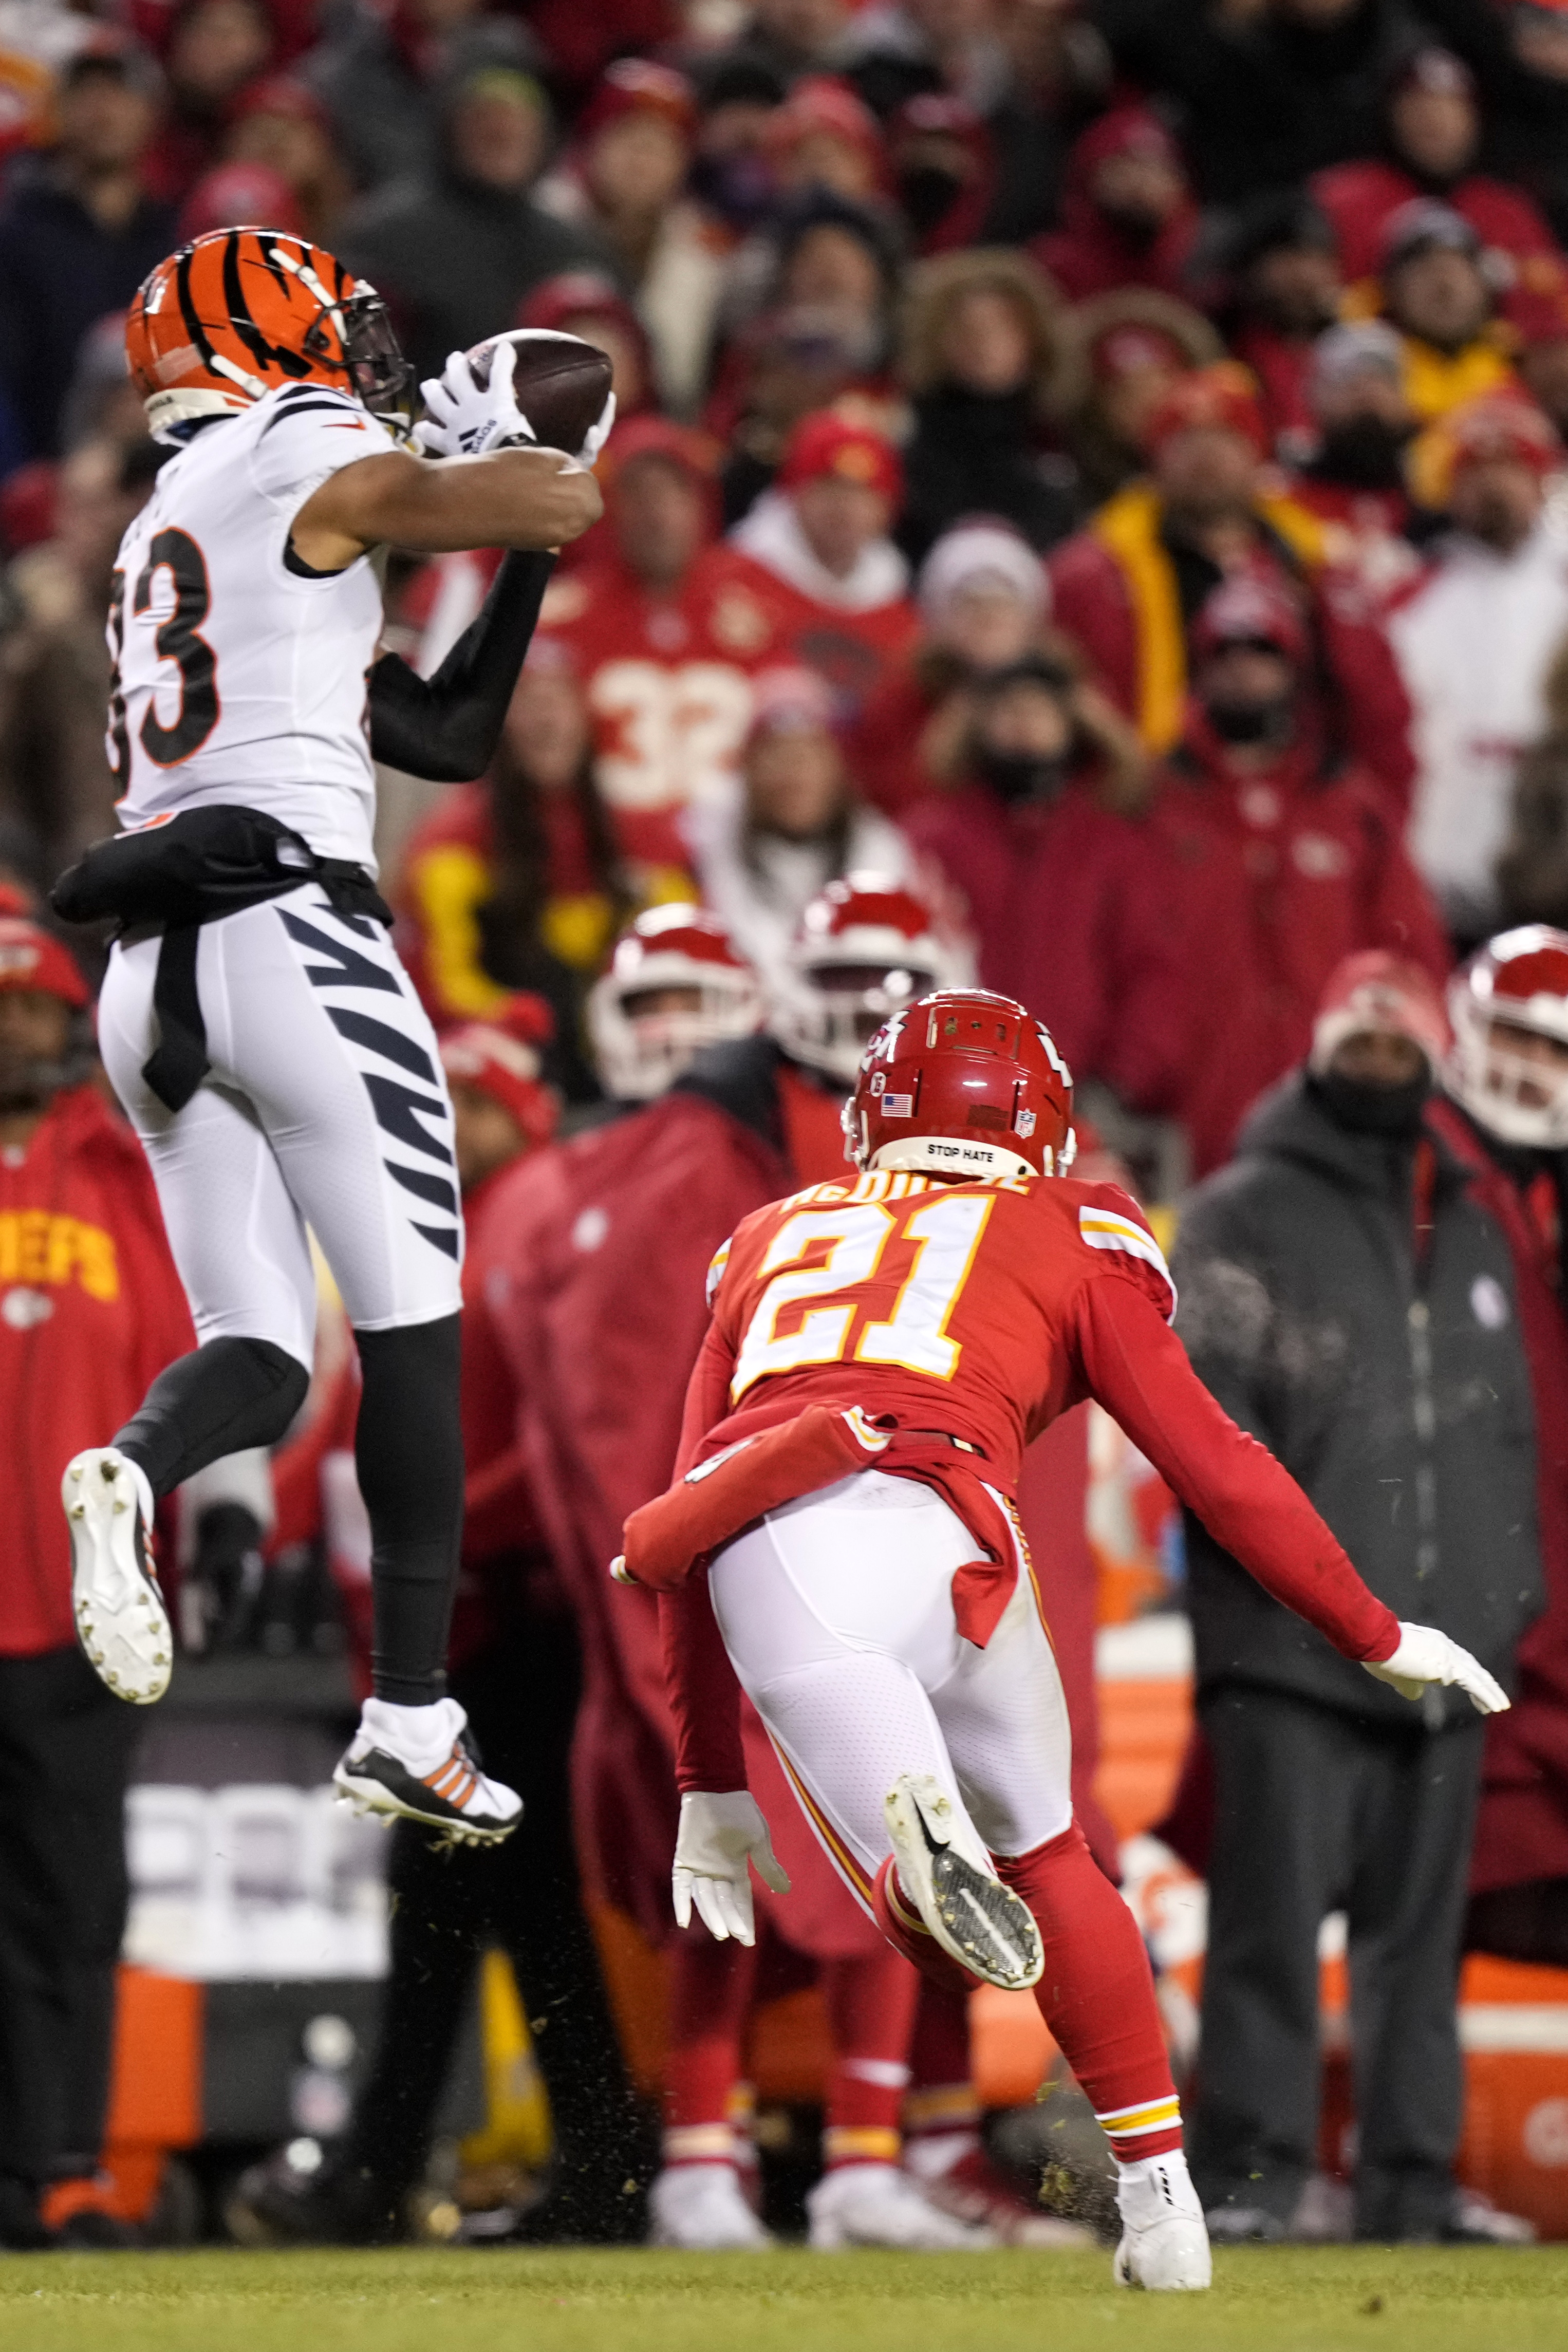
[52,229,609,1842]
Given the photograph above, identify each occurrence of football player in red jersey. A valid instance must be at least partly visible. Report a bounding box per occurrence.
[641,988,1508,2289]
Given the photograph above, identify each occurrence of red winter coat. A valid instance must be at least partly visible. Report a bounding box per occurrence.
[0,1086,195,1656]
[1233,322,1317,454]
[1311,158,1559,288]
[902,775,1186,1114]
[1031,116,1200,304]
[1147,712,1450,1173]
[1047,493,1416,806]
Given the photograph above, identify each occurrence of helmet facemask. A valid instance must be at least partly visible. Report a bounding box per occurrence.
[1448,1006,1568,1147]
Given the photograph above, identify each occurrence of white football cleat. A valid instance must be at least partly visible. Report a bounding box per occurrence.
[807,2162,996,2251]
[648,2164,772,2250]
[884,1771,1042,1990]
[64,1447,171,1704]
[1114,2152,1212,2290]
[333,1696,521,1847]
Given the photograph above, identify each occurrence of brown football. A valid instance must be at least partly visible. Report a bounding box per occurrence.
[462,328,613,456]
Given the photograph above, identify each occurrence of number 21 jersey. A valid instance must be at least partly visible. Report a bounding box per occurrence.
[698,1165,1177,1490]
[108,381,400,870]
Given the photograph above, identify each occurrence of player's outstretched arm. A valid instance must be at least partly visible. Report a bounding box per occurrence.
[366,549,554,782]
[291,443,602,570]
[1072,1275,1509,1716]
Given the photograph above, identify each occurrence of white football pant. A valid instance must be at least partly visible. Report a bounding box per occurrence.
[99,888,463,1369]
[708,1469,1074,1906]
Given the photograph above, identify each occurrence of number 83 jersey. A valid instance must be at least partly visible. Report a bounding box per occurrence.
[699,1165,1177,1490]
[108,383,400,870]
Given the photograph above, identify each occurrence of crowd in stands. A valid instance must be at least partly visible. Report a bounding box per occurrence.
[8,0,1568,2255]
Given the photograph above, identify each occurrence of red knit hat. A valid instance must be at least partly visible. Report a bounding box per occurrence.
[579,58,696,145]
[0,917,89,1009]
[1070,103,1183,181]
[439,997,557,1149]
[767,74,885,175]
[1144,362,1267,458]
[1310,951,1450,1075]
[776,410,904,505]
[179,161,305,242]
[1409,390,1562,507]
[1189,570,1309,667]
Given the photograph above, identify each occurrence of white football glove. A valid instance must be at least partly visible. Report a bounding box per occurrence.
[413,339,537,460]
[672,1789,791,1945]
[1362,1621,1510,1715]
[575,386,616,468]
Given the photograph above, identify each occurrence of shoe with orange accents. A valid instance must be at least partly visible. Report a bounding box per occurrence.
[332,1696,521,1846]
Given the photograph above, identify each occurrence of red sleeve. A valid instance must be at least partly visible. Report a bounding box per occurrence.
[1317,580,1415,813]
[659,1567,748,1794]
[673,1313,739,1479]
[1071,1274,1401,1663]
[1047,535,1139,720]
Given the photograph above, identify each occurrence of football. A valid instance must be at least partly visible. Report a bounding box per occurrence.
[462,328,613,457]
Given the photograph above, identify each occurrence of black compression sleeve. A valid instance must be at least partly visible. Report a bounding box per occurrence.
[366,548,556,783]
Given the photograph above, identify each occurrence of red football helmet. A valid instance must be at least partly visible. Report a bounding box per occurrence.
[844,988,1075,1182]
[587,905,763,1100]
[776,874,970,1087]
[1446,924,1568,1146]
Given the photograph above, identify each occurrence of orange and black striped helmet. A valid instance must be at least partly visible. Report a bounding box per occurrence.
[126,228,414,442]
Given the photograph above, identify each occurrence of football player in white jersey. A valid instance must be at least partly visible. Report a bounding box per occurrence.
[55,228,609,1845]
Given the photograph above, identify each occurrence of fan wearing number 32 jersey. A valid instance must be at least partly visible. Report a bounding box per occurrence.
[651,987,1509,2291]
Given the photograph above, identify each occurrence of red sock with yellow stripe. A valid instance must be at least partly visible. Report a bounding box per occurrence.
[995,1820,1183,2164]
[820,1947,919,2171]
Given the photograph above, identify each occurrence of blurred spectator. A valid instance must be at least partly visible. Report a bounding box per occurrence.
[686,53,788,237]
[902,650,1180,1111]
[1288,322,1423,603]
[1174,951,1541,2245]
[841,0,1012,121]
[522,0,676,111]
[1496,733,1568,930]
[1214,192,1343,460]
[232,1010,655,2246]
[1048,363,1416,798]
[703,0,855,92]
[730,409,919,717]
[334,46,613,388]
[140,0,275,204]
[1368,200,1515,423]
[58,312,147,459]
[1149,572,1447,1174]
[0,918,212,2250]
[1031,104,1199,305]
[395,647,631,1095]
[982,0,1111,246]
[896,246,1074,559]
[763,71,887,206]
[517,271,657,418]
[178,158,305,239]
[710,301,895,526]
[1391,392,1568,941]
[682,664,912,994]
[1504,264,1568,442]
[1097,0,1422,207]
[302,0,529,196]
[222,74,353,243]
[543,417,794,870]
[1049,288,1223,507]
[886,89,995,255]
[719,175,902,374]
[845,516,1051,813]
[1313,46,1559,291]
[0,39,176,462]
[0,437,163,881]
[534,62,722,419]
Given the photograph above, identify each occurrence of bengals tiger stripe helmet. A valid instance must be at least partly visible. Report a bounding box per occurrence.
[126,229,414,443]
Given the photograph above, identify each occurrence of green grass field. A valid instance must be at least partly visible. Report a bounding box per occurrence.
[4,2246,1568,2352]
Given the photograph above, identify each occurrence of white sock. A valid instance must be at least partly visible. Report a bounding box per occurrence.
[361,1694,458,1761]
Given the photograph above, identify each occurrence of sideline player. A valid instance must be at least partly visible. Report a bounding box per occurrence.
[641,989,1508,2288]
[55,228,607,1844]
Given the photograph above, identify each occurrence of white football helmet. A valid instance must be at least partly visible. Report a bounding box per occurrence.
[772,874,973,1088]
[1445,925,1568,1147]
[587,906,763,1100]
